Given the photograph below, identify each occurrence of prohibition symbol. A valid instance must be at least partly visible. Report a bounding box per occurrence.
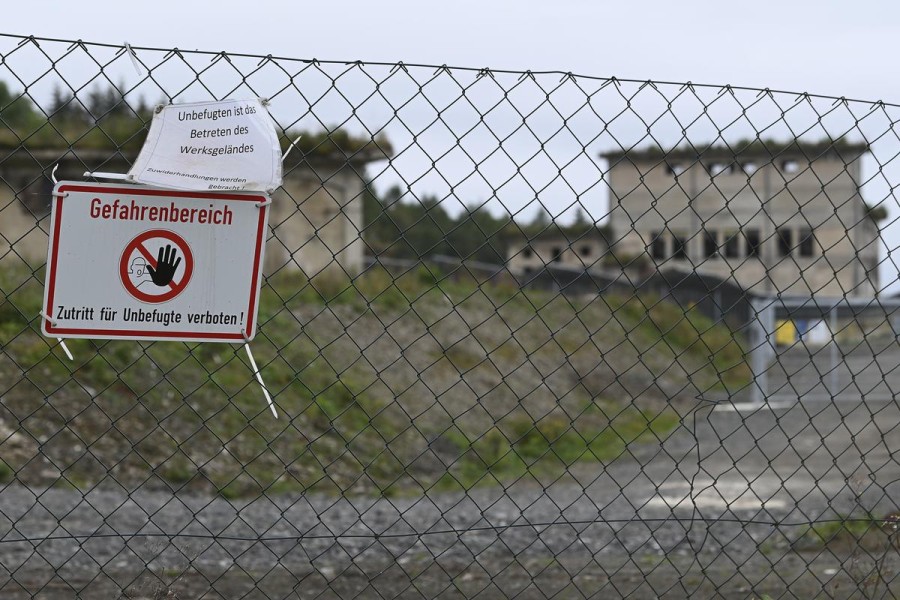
[119,229,194,303]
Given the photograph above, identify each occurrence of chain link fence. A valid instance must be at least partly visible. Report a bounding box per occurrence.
[0,33,899,598]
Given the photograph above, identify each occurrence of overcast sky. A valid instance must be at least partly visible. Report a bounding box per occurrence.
[3,1,897,102]
[5,1,900,293]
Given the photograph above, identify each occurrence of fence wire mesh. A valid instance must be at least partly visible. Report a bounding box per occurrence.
[0,33,899,599]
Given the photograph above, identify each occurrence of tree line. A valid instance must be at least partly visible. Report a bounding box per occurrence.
[0,81,602,264]
[363,184,602,265]
[0,80,153,150]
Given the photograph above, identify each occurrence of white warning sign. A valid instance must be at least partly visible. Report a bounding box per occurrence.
[42,182,270,343]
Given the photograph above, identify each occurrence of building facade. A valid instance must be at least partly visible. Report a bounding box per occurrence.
[602,141,881,297]
[505,227,609,277]
[0,145,384,278]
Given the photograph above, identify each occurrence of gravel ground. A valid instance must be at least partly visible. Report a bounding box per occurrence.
[0,345,898,598]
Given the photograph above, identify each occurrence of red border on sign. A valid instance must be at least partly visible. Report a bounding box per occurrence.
[44,184,268,341]
[119,229,195,303]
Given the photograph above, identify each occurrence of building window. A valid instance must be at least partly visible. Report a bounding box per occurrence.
[798,229,815,257]
[666,163,686,176]
[777,228,793,257]
[724,232,741,258]
[579,245,591,258]
[745,229,761,257]
[551,247,563,262]
[522,247,533,259]
[651,231,667,260]
[781,159,800,174]
[704,231,719,258]
[741,162,758,175]
[672,234,688,260]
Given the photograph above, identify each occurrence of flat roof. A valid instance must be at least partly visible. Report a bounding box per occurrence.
[504,224,609,243]
[600,139,869,162]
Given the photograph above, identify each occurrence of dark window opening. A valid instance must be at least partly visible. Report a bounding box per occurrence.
[704,231,718,258]
[798,229,815,257]
[724,233,740,259]
[551,247,563,262]
[672,235,687,260]
[777,228,793,257]
[579,245,591,258]
[745,229,761,257]
[651,231,666,260]
[666,163,686,176]
[522,247,533,259]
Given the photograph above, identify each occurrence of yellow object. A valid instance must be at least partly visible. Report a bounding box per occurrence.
[775,320,797,346]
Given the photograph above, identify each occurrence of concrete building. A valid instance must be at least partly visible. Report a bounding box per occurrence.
[505,226,609,277]
[0,144,386,277]
[602,140,882,297]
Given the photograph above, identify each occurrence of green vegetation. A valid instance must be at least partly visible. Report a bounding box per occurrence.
[601,251,651,271]
[0,82,45,136]
[363,184,513,264]
[283,128,392,162]
[0,83,152,152]
[865,201,889,223]
[791,515,887,551]
[603,136,870,161]
[363,186,610,267]
[0,264,748,498]
[436,405,680,490]
[0,79,751,499]
[784,513,900,598]
[0,79,595,270]
[0,81,390,159]
[0,460,12,484]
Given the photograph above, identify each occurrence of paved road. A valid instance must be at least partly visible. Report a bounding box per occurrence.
[1,344,899,598]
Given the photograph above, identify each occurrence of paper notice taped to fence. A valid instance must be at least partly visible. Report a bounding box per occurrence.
[128,99,282,192]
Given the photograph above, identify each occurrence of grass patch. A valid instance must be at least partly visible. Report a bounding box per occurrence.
[0,263,739,498]
[791,515,892,551]
[0,461,13,484]
[606,293,750,391]
[436,405,680,491]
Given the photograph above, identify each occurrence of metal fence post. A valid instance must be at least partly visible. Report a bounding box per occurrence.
[829,300,840,398]
[750,296,774,405]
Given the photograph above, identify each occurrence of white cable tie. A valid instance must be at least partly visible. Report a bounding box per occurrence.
[58,340,74,362]
[51,164,67,198]
[40,311,73,361]
[83,171,130,181]
[124,42,143,76]
[282,135,302,163]
[243,332,277,419]
[255,197,272,208]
